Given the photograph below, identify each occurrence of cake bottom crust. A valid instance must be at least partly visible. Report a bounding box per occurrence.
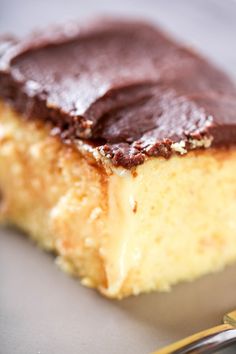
[1,101,236,298]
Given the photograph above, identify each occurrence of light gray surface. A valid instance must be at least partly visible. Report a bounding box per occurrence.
[1,1,236,353]
[1,0,236,79]
[1,228,236,354]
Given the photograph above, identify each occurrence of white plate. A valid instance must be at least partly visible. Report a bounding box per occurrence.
[1,227,236,353]
[1,1,236,353]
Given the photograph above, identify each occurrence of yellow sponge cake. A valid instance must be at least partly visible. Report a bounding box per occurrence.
[0,20,236,298]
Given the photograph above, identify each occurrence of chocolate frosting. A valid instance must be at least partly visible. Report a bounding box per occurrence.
[1,19,236,168]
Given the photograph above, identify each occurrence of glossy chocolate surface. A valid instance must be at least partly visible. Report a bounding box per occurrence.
[1,20,236,167]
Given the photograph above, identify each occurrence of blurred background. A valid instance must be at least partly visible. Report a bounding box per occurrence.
[1,1,236,353]
[1,0,236,78]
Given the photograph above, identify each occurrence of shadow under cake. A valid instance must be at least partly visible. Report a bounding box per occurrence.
[0,19,236,298]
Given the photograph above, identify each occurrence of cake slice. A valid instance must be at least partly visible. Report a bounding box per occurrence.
[1,20,236,298]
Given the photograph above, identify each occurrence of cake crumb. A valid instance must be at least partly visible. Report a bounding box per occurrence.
[129,196,138,213]
[131,169,138,178]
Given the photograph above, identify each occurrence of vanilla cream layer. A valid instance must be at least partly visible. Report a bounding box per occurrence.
[1,102,236,298]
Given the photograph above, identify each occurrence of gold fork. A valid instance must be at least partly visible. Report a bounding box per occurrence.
[152,310,236,354]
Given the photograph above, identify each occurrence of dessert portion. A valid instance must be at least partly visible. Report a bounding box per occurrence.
[0,20,236,298]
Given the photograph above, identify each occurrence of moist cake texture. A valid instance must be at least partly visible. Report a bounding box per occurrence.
[1,20,236,167]
[0,20,236,298]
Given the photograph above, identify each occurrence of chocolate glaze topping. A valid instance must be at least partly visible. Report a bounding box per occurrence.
[1,19,236,168]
